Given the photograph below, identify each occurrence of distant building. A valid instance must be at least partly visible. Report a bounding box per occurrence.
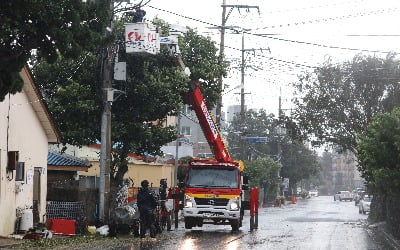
[331,150,364,191]
[226,105,243,123]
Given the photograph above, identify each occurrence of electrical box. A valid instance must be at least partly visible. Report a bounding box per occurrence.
[7,151,19,170]
[114,62,126,81]
[107,89,114,102]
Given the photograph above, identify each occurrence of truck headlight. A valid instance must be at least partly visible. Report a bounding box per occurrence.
[229,199,239,210]
[185,195,193,208]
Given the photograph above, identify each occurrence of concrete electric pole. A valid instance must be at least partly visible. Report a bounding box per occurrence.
[216,1,259,128]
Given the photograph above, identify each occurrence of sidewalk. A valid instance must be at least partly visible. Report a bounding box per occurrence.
[369,222,400,250]
[0,236,24,249]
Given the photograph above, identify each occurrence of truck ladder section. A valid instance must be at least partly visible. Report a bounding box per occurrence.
[186,80,232,162]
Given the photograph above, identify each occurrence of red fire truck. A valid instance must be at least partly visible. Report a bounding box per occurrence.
[179,80,259,231]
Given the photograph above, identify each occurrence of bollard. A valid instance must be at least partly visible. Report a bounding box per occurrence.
[249,188,255,231]
[255,187,259,229]
[174,186,180,229]
[291,195,296,204]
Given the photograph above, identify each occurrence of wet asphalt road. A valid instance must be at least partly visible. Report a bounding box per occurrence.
[69,196,387,250]
[138,196,383,250]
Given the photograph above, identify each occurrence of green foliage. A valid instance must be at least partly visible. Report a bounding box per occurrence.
[0,0,111,101]
[245,157,281,192]
[293,54,400,152]
[32,19,227,186]
[227,109,278,160]
[246,156,281,202]
[179,28,227,109]
[280,141,320,187]
[357,108,400,195]
[33,53,102,146]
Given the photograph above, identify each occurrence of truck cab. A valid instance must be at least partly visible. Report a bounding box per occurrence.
[182,160,246,231]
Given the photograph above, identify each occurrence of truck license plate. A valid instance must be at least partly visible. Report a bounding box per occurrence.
[203,213,216,217]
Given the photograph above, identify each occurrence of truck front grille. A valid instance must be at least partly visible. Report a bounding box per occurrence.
[194,198,229,206]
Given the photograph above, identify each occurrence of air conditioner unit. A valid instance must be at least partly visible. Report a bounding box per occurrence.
[7,151,19,170]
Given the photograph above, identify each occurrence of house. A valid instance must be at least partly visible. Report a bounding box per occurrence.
[48,144,175,225]
[50,144,176,188]
[47,150,92,201]
[46,151,92,232]
[0,66,60,236]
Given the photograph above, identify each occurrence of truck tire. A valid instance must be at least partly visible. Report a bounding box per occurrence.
[184,218,193,229]
[230,219,239,232]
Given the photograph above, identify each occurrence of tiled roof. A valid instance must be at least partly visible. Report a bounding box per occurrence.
[48,151,91,167]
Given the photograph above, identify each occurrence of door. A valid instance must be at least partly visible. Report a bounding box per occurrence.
[33,168,41,224]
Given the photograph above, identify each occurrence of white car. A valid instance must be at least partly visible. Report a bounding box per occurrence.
[359,195,372,214]
[334,191,352,201]
[309,189,318,197]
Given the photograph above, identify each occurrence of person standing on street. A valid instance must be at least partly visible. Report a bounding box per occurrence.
[137,180,157,238]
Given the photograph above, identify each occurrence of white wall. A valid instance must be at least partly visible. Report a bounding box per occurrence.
[0,89,49,236]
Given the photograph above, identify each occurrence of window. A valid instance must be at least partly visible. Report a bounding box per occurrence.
[16,162,25,181]
[181,104,190,115]
[186,168,239,188]
[181,126,191,136]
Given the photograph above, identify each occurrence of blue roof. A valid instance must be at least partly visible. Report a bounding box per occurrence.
[48,151,91,167]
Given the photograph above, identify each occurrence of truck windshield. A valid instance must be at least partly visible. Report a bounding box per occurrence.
[186,168,238,188]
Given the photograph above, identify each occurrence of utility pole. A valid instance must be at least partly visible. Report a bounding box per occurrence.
[215,0,227,127]
[99,0,114,224]
[216,2,259,127]
[240,32,245,120]
[174,113,181,187]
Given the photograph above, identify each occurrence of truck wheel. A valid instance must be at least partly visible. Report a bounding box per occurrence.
[230,219,239,232]
[184,218,193,229]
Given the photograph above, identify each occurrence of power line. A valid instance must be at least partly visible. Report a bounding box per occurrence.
[254,33,396,55]
[148,4,397,63]
[261,0,367,15]
[254,7,398,31]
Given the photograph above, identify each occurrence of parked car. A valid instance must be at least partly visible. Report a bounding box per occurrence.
[359,195,372,214]
[334,191,352,201]
[354,191,366,206]
[309,189,318,197]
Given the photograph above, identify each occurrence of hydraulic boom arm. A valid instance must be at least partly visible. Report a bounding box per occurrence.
[186,80,232,162]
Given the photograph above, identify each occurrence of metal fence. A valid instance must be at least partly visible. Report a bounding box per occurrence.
[46,201,86,234]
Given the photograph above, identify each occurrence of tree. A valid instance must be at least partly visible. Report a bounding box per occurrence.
[227,109,279,161]
[0,0,111,101]
[357,108,400,195]
[280,141,320,195]
[356,108,400,237]
[179,28,227,108]
[245,157,281,203]
[293,54,400,152]
[32,21,226,186]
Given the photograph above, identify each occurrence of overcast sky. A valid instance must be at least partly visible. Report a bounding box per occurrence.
[141,0,400,117]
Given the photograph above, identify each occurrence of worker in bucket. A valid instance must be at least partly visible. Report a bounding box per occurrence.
[137,179,157,238]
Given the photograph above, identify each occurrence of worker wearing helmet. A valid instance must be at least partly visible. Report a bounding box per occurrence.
[137,180,157,238]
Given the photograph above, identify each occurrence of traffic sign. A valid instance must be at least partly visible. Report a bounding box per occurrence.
[246,137,268,143]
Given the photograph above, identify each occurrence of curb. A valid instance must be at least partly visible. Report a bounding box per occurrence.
[369,222,400,250]
[0,242,24,249]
